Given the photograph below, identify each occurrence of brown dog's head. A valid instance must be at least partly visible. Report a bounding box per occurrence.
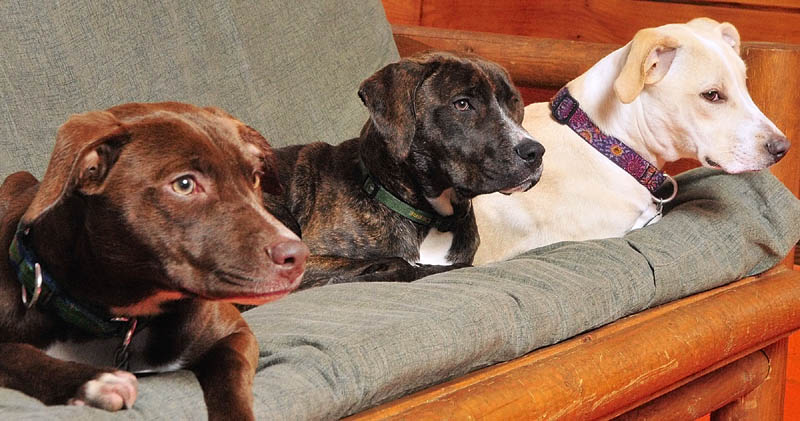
[21,102,308,312]
[358,51,544,200]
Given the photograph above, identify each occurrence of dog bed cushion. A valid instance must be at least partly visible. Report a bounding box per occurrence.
[2,168,798,420]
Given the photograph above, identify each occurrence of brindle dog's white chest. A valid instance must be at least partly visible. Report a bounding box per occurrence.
[418,189,457,265]
[417,229,455,265]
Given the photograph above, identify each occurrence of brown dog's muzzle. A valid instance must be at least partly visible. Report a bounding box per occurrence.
[266,238,309,286]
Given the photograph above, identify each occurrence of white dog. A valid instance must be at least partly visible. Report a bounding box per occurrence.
[473,18,790,265]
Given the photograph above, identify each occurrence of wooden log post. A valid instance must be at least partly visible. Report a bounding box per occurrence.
[741,43,800,268]
[615,351,770,420]
[711,339,789,421]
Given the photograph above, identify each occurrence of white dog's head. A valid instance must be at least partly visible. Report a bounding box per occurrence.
[613,18,789,173]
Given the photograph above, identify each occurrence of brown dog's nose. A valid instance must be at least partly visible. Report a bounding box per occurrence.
[766,136,790,162]
[514,139,545,164]
[267,239,309,277]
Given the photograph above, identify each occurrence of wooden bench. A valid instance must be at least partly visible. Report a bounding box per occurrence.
[347,25,800,420]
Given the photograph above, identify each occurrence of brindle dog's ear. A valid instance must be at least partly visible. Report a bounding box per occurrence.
[238,125,282,196]
[21,111,129,226]
[358,59,429,160]
[473,59,524,122]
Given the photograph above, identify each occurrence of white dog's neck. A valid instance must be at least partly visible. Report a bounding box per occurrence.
[565,44,679,169]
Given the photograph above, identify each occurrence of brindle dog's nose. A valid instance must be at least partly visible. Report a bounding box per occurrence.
[267,239,309,277]
[766,136,790,162]
[514,139,545,164]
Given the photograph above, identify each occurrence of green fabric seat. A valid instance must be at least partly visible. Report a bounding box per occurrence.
[1,1,799,420]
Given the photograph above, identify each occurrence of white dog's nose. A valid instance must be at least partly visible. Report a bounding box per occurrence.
[766,137,790,162]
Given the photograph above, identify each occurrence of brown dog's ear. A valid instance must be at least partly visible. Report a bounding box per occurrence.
[614,28,680,104]
[358,59,429,160]
[238,125,282,196]
[21,111,129,226]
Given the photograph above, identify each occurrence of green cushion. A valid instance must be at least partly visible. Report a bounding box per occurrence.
[0,0,398,180]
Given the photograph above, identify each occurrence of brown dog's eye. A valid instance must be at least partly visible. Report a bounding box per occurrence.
[701,90,724,103]
[171,176,197,195]
[454,99,472,111]
[253,172,262,190]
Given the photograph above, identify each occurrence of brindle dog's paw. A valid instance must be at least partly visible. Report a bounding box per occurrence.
[68,370,138,410]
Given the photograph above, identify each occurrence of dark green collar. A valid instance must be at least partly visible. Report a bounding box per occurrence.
[8,225,134,338]
[358,158,460,232]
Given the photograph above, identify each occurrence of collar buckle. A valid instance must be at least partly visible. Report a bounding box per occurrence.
[21,262,43,309]
[362,176,380,199]
[652,174,678,205]
[551,89,579,125]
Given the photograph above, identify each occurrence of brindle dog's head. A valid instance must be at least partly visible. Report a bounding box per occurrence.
[21,102,308,312]
[358,51,544,200]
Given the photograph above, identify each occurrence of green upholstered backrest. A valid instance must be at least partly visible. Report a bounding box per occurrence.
[0,0,399,180]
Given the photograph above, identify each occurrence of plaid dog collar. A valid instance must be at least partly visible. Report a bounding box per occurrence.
[358,158,463,232]
[8,225,135,338]
[550,87,669,194]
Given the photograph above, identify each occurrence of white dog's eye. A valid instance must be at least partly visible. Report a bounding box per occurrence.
[454,99,472,111]
[701,90,725,103]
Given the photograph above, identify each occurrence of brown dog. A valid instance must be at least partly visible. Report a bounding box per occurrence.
[0,102,308,420]
[265,52,544,287]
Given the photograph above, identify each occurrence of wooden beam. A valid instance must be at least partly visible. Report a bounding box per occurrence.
[616,350,770,420]
[380,0,422,26]
[711,339,789,420]
[392,24,616,89]
[407,0,800,45]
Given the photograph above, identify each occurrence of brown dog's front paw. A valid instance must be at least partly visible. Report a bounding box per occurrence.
[68,370,138,411]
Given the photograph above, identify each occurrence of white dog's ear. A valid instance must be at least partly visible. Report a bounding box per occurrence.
[614,29,680,104]
[718,22,741,55]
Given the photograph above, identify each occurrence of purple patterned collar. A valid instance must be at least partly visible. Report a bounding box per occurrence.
[550,87,667,194]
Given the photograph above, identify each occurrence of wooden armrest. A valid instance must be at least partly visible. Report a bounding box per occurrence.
[348,267,800,420]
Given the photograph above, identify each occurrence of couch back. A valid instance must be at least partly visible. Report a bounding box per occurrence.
[0,0,398,180]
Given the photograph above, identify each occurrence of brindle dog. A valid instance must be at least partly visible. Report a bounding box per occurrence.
[0,102,308,420]
[265,52,544,287]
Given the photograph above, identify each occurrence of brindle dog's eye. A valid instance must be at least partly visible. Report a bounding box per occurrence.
[171,176,196,195]
[701,90,724,103]
[454,99,472,111]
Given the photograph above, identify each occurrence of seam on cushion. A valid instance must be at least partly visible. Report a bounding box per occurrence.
[625,239,657,306]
